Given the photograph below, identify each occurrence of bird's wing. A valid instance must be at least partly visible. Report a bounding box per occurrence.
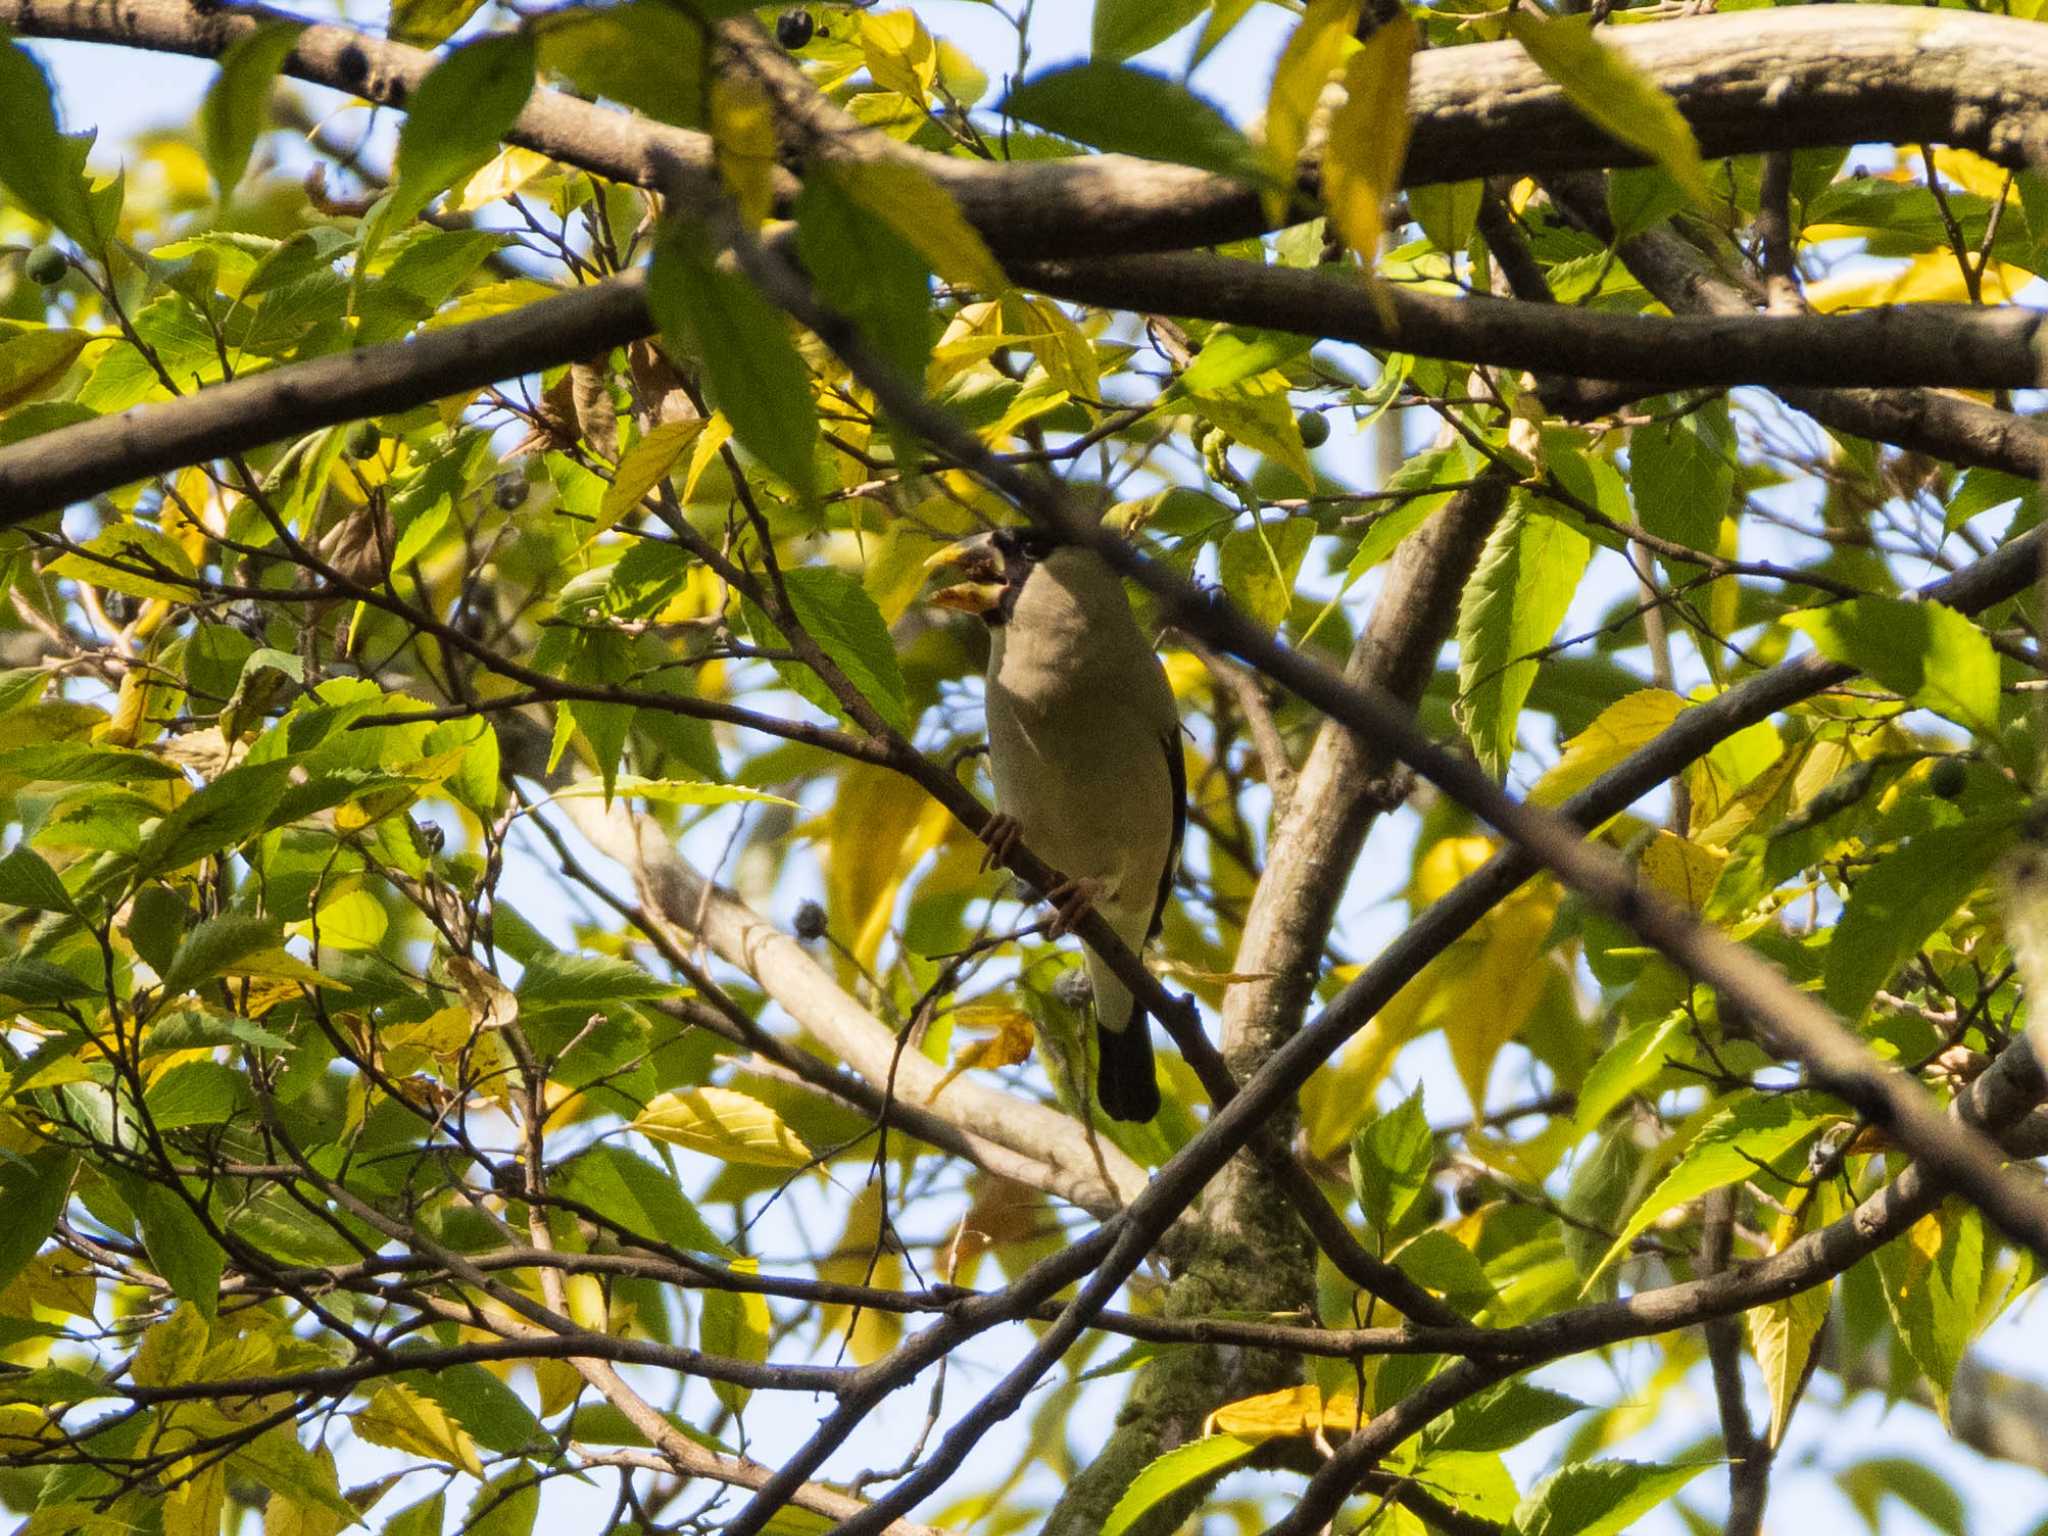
[1146,727,1186,942]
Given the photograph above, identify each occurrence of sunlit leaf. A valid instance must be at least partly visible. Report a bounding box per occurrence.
[634,1086,815,1168]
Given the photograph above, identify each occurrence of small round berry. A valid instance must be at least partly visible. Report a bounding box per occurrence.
[1928,757,1968,799]
[493,471,530,511]
[775,8,814,48]
[22,244,66,286]
[1296,410,1331,449]
[346,422,382,459]
[793,899,828,941]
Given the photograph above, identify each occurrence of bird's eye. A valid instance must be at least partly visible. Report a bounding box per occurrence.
[1013,531,1058,562]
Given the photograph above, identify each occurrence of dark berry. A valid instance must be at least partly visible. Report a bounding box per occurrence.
[1296,410,1331,448]
[793,899,827,941]
[346,422,381,459]
[22,244,66,286]
[1928,757,1968,799]
[493,471,530,510]
[775,8,814,48]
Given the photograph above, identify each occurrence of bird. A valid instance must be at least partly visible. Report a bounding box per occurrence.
[925,526,1185,1123]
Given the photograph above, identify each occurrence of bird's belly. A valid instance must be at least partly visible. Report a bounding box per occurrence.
[988,706,1172,913]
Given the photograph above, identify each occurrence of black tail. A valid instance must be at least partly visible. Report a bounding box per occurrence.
[1095,1007,1161,1123]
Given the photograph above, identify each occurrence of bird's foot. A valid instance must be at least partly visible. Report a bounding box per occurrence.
[980,813,1022,872]
[1045,877,1106,938]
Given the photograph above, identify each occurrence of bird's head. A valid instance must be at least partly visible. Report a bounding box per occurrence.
[923,526,1069,626]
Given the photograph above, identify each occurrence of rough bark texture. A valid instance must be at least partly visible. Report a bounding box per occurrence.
[1043,479,1510,1534]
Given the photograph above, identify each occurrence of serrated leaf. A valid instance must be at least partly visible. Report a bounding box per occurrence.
[1629,401,1733,556]
[0,844,75,914]
[0,38,102,245]
[0,327,90,412]
[390,33,536,226]
[1428,1381,1586,1455]
[144,1060,249,1129]
[698,1263,770,1416]
[157,913,283,1000]
[201,22,305,200]
[1349,1085,1432,1240]
[598,419,706,534]
[135,1179,225,1317]
[1531,689,1687,807]
[46,522,197,603]
[0,1148,73,1295]
[1456,496,1591,778]
[1590,1093,1832,1283]
[1505,13,1711,212]
[355,1382,483,1476]
[1573,1012,1685,1133]
[1265,0,1357,221]
[1825,815,2017,1021]
[1874,1202,1984,1424]
[634,1086,814,1168]
[1103,1434,1259,1536]
[1000,64,1262,183]
[819,158,1007,299]
[555,1144,729,1255]
[397,1360,547,1456]
[647,225,817,498]
[744,566,909,735]
[1513,1458,1713,1536]
[1749,1180,1844,1448]
[552,774,795,810]
[1323,15,1416,264]
[1789,597,2000,733]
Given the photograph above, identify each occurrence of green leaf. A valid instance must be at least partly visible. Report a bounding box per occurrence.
[157,914,284,1001]
[1572,1011,1686,1132]
[533,3,705,129]
[1513,1458,1714,1536]
[1000,64,1263,183]
[0,744,182,784]
[0,1148,73,1294]
[1838,1456,1968,1536]
[1348,1086,1433,1241]
[1218,516,1315,633]
[390,0,486,46]
[647,226,817,498]
[555,1144,729,1256]
[1428,1382,1586,1454]
[1093,0,1209,60]
[1945,466,2035,538]
[0,956,98,1006]
[0,844,75,914]
[0,35,103,245]
[201,22,305,200]
[1825,815,2017,1021]
[465,1469,538,1536]
[382,1492,446,1536]
[1789,597,2000,733]
[0,327,90,412]
[1628,400,1732,555]
[744,566,910,736]
[1456,495,1591,778]
[45,522,198,603]
[698,1278,769,1416]
[1179,328,1314,396]
[1874,1201,1985,1422]
[144,1061,250,1129]
[390,33,536,225]
[1103,1434,1258,1536]
[398,1361,547,1456]
[135,1179,225,1317]
[134,759,295,876]
[1505,14,1711,212]
[795,166,934,395]
[1590,1093,1832,1283]
[514,951,678,1013]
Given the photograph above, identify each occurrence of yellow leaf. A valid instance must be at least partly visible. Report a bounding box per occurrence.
[1206,1384,1363,1438]
[0,327,90,412]
[426,278,562,328]
[1748,1179,1845,1447]
[820,760,955,972]
[352,1383,483,1476]
[163,1461,225,1536]
[860,10,937,104]
[1804,253,2034,312]
[1323,15,1416,265]
[682,411,734,503]
[817,1183,903,1364]
[634,1086,815,1168]
[598,418,706,535]
[1442,879,1560,1112]
[1001,293,1098,402]
[710,71,777,229]
[1637,830,1727,912]
[1265,0,1359,223]
[446,145,554,213]
[928,1006,1037,1100]
[826,160,1010,297]
[1506,13,1711,212]
[1530,688,1687,807]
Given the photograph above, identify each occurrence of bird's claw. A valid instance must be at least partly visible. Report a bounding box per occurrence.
[1045,877,1106,938]
[980,813,1021,872]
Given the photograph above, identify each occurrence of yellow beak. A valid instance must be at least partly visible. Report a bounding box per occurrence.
[925,535,1006,615]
